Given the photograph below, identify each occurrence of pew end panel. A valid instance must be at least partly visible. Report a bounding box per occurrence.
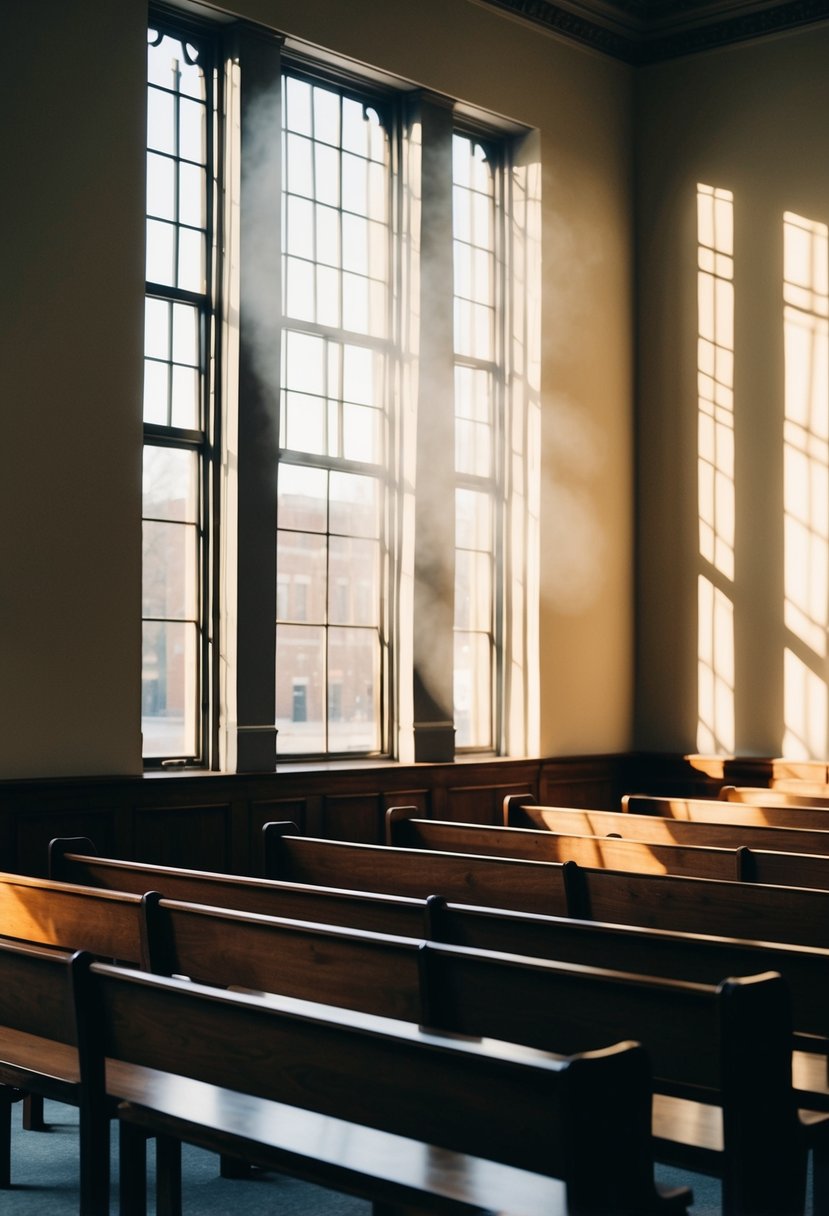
[0,942,110,1214]
[261,820,301,879]
[49,836,99,883]
[385,805,420,845]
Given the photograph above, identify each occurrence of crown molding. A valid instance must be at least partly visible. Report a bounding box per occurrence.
[477,0,829,60]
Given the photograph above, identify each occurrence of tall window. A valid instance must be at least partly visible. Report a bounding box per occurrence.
[276,75,391,755]
[142,22,216,762]
[145,12,537,768]
[696,183,735,755]
[452,133,502,750]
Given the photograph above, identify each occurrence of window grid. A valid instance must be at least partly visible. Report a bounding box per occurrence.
[276,69,393,758]
[696,183,735,755]
[142,22,215,762]
[783,212,829,758]
[452,132,503,752]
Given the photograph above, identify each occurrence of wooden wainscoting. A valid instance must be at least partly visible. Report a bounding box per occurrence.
[0,751,794,878]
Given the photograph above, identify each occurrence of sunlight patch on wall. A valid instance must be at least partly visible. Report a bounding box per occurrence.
[697,184,735,753]
[783,211,829,756]
[698,575,735,754]
[783,647,827,758]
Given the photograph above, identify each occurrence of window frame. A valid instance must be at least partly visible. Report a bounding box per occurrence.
[144,8,530,770]
[143,10,222,768]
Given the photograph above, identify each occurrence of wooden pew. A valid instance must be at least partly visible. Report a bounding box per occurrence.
[260,824,829,951]
[0,939,108,1216]
[43,838,829,1091]
[54,833,572,917]
[506,795,829,857]
[624,792,829,832]
[0,870,151,1143]
[50,837,430,937]
[385,804,745,880]
[125,899,829,1214]
[261,828,573,914]
[388,805,829,894]
[722,785,829,808]
[51,828,829,954]
[80,959,684,1216]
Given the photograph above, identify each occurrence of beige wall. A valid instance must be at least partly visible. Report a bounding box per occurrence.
[635,24,829,755]
[0,0,147,778]
[0,0,635,777]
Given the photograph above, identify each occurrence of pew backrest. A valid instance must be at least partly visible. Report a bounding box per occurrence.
[0,868,148,965]
[263,825,829,949]
[721,785,829,808]
[263,825,570,916]
[83,960,673,1216]
[148,892,822,1104]
[505,796,829,858]
[49,836,428,938]
[386,807,745,881]
[387,807,829,894]
[116,902,816,1216]
[624,794,829,832]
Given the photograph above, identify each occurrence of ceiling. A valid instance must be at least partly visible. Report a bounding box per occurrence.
[479,0,829,60]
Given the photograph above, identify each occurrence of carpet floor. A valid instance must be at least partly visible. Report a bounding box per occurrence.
[0,1097,767,1214]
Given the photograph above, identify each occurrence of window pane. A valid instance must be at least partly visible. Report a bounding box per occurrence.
[145,297,170,360]
[285,257,315,322]
[277,464,328,532]
[342,97,368,156]
[328,627,381,752]
[456,487,492,550]
[179,97,206,164]
[146,218,175,285]
[454,632,492,750]
[276,531,327,623]
[147,151,175,220]
[286,132,313,198]
[330,471,381,538]
[329,537,379,625]
[143,446,199,522]
[178,226,205,292]
[179,162,206,228]
[316,204,340,266]
[455,549,492,631]
[343,402,382,463]
[276,624,325,753]
[314,86,340,146]
[171,364,200,430]
[147,88,175,154]
[142,620,199,757]
[284,330,325,396]
[286,195,314,260]
[284,389,326,455]
[285,76,312,136]
[142,520,199,619]
[143,360,169,425]
[172,303,199,364]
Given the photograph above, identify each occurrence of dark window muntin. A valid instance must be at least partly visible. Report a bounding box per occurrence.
[452,126,509,754]
[276,60,398,760]
[144,11,221,767]
[144,14,516,766]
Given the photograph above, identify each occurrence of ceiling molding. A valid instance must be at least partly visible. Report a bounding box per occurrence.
[477,0,829,60]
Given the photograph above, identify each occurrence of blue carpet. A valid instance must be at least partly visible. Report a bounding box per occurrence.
[1,1097,778,1214]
